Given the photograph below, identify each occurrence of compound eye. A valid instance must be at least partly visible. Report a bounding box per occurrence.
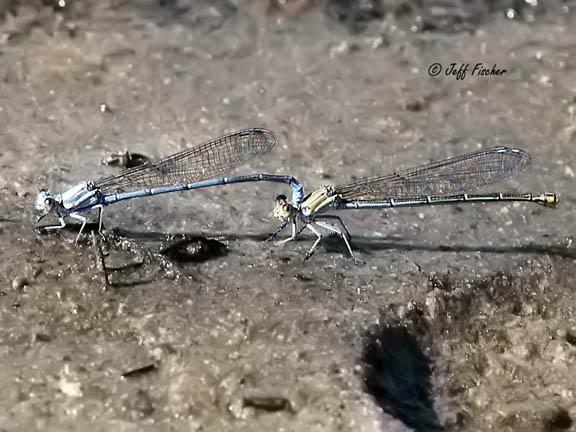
[44,198,53,207]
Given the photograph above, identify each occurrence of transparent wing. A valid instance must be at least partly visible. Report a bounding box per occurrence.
[95,128,276,193]
[334,146,531,201]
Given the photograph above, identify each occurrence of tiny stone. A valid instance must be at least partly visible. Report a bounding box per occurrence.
[12,276,29,290]
[99,103,112,113]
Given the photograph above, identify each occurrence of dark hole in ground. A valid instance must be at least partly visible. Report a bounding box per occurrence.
[101,150,151,169]
[109,228,228,263]
[361,323,442,432]
[160,237,228,263]
[543,406,573,431]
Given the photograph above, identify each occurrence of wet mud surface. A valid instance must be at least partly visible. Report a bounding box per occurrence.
[1,1,576,431]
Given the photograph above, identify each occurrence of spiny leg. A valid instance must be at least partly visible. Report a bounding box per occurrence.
[276,219,298,245]
[35,212,50,226]
[314,214,352,239]
[69,213,88,244]
[303,222,323,261]
[94,205,107,241]
[41,217,67,232]
[266,219,289,242]
[295,221,307,236]
[314,220,365,264]
[90,230,109,290]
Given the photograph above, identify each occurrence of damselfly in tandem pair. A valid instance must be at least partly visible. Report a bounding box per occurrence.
[268,146,558,263]
[35,128,304,242]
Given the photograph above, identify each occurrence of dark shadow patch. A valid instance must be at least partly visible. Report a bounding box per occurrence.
[122,363,158,379]
[105,261,146,272]
[35,222,575,262]
[34,225,227,286]
[323,0,558,35]
[243,396,294,414]
[109,279,157,289]
[115,0,237,31]
[0,217,18,223]
[351,236,576,259]
[44,225,228,263]
[325,0,384,34]
[543,406,573,430]
[361,324,443,432]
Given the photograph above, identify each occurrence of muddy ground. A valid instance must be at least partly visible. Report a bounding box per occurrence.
[1,1,576,431]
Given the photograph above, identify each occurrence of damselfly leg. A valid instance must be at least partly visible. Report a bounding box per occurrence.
[313,214,352,241]
[69,213,89,244]
[40,217,66,233]
[95,205,107,241]
[314,220,366,264]
[303,222,323,261]
[266,219,289,242]
[276,219,298,245]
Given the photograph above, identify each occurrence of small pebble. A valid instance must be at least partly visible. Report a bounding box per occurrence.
[11,276,29,290]
[99,103,113,113]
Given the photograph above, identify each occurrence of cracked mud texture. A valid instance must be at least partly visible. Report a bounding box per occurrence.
[1,1,576,431]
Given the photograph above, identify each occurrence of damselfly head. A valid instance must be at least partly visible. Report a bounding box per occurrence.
[273,195,293,220]
[35,189,56,212]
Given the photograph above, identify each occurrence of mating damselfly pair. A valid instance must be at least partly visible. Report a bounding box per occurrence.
[35,128,558,262]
